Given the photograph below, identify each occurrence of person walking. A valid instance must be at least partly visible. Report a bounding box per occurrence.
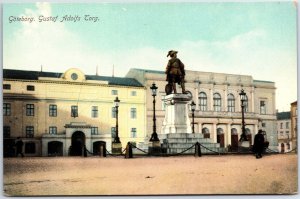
[15,137,24,157]
[253,130,265,159]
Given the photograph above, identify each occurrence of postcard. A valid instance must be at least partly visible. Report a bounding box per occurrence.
[2,1,298,196]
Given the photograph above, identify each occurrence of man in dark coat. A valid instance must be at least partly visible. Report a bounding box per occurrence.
[165,50,185,94]
[15,137,24,157]
[253,130,265,159]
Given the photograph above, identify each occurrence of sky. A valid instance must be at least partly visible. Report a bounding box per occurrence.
[2,1,298,111]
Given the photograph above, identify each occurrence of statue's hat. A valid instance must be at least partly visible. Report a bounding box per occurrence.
[167,50,178,57]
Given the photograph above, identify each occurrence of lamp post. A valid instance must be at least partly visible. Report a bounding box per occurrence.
[150,83,159,142]
[191,101,196,134]
[113,97,121,143]
[239,89,248,142]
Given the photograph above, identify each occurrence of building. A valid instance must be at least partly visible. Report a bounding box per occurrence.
[291,101,297,152]
[3,68,146,157]
[126,68,278,151]
[276,111,291,152]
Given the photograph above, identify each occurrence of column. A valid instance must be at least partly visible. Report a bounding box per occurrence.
[251,87,255,113]
[195,84,199,110]
[227,123,232,146]
[212,123,217,143]
[198,123,202,134]
[224,85,227,112]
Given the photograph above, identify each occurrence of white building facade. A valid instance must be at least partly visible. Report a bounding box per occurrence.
[126,68,278,151]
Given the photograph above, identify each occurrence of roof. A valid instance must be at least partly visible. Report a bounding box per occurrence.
[277,111,291,120]
[130,68,165,74]
[3,69,144,87]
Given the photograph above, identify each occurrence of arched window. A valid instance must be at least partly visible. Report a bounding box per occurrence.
[227,94,235,112]
[202,127,210,138]
[199,92,207,111]
[213,93,222,112]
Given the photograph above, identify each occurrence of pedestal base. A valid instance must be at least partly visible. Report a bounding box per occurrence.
[238,141,250,153]
[161,94,192,134]
[112,143,122,154]
[148,141,162,155]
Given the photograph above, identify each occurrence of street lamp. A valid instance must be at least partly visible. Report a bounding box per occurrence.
[150,83,159,141]
[239,89,248,142]
[191,101,196,134]
[113,97,121,143]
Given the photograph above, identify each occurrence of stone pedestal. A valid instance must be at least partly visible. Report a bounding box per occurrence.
[148,141,162,155]
[161,94,192,134]
[112,142,122,154]
[238,141,250,153]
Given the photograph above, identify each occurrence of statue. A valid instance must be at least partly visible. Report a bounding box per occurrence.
[165,50,186,95]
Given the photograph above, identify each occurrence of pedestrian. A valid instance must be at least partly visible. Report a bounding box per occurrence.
[15,137,24,157]
[253,130,265,159]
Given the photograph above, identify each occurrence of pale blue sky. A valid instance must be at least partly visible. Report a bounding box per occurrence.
[2,2,298,111]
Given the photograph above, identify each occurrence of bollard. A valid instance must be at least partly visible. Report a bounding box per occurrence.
[125,142,133,159]
[99,145,107,157]
[195,142,202,157]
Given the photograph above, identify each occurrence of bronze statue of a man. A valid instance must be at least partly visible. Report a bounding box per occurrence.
[165,50,185,94]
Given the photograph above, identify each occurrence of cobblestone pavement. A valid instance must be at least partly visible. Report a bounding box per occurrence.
[3,154,298,196]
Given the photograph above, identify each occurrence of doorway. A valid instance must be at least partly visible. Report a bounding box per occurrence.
[70,131,85,156]
[231,128,238,152]
[217,128,225,148]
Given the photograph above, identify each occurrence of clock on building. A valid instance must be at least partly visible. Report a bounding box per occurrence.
[71,73,78,80]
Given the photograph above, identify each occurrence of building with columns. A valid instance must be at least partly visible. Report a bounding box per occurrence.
[126,68,277,151]
[3,68,146,157]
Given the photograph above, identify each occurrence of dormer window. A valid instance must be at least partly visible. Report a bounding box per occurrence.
[3,84,11,90]
[27,85,35,91]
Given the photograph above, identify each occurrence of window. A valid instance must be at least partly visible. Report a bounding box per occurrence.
[262,123,266,128]
[49,126,57,134]
[26,126,34,138]
[111,90,118,95]
[286,131,289,135]
[49,104,57,117]
[3,84,11,90]
[91,106,98,118]
[111,127,116,138]
[199,92,207,111]
[130,108,137,119]
[71,106,78,117]
[27,85,35,91]
[286,122,289,129]
[3,126,10,138]
[227,94,235,112]
[3,103,11,116]
[131,91,137,96]
[131,128,137,138]
[112,107,116,118]
[91,127,98,135]
[26,104,34,116]
[260,101,266,114]
[213,93,222,112]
